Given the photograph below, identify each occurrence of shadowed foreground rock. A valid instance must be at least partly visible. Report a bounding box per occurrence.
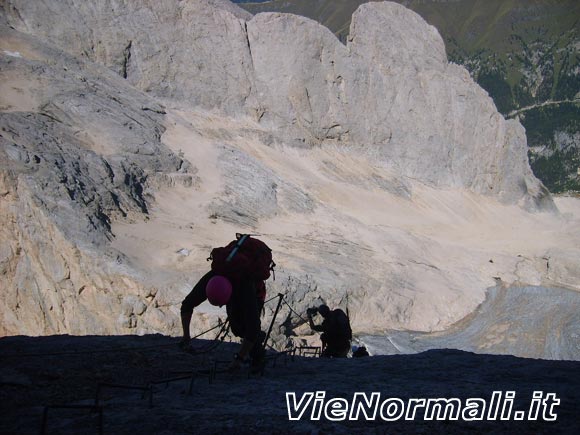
[0,335,579,434]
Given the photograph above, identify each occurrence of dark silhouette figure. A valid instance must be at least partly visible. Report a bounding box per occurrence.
[180,235,274,371]
[308,304,352,358]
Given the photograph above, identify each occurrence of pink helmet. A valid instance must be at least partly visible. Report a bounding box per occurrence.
[205,275,232,306]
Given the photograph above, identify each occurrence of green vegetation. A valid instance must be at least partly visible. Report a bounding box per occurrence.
[479,70,514,114]
[521,104,580,148]
[523,103,580,193]
[530,149,580,193]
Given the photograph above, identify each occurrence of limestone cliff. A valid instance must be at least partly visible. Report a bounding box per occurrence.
[0,26,190,335]
[1,0,552,208]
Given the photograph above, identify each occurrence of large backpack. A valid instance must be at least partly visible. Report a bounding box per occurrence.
[208,234,275,286]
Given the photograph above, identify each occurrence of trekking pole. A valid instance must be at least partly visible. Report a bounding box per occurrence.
[262,293,284,352]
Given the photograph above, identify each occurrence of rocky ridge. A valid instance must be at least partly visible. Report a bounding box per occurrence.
[2,0,552,207]
[237,0,580,194]
[0,25,192,334]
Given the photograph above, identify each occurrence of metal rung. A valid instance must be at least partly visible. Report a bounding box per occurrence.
[296,346,321,357]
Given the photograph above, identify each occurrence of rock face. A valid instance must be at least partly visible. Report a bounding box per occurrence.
[0,0,578,354]
[2,0,255,114]
[0,26,191,335]
[1,0,552,208]
[247,5,554,208]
